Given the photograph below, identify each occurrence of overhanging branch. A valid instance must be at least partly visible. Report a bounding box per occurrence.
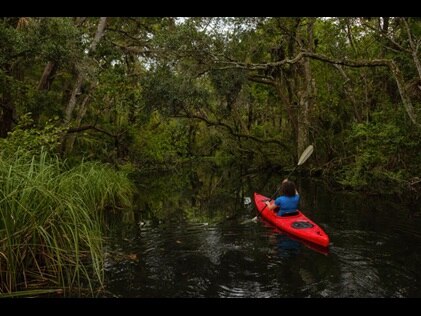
[173,113,287,149]
[216,51,418,126]
[66,125,115,138]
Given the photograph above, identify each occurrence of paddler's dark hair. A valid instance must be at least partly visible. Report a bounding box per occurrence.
[280,180,296,197]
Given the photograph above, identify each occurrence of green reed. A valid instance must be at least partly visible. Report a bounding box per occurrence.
[0,149,133,296]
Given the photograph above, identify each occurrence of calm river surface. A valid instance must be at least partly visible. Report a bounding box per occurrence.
[101,162,421,298]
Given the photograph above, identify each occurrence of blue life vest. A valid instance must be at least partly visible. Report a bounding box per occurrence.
[274,195,300,216]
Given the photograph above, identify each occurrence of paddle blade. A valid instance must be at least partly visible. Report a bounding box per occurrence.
[297,145,314,166]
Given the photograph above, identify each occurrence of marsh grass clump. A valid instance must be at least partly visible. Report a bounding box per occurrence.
[0,149,133,296]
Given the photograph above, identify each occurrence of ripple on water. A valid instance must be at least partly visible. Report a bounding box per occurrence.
[218,283,277,298]
[325,228,419,297]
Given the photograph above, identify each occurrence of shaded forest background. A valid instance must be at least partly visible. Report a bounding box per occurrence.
[1,17,420,194]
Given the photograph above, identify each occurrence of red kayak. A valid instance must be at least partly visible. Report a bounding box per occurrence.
[253,192,330,248]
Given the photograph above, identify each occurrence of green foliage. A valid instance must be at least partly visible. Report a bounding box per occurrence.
[140,65,211,116]
[192,122,223,157]
[1,16,421,198]
[0,113,65,159]
[130,112,191,167]
[336,107,421,193]
[209,68,247,103]
[33,18,82,64]
[0,150,133,296]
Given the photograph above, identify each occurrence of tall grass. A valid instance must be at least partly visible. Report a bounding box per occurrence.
[0,149,133,296]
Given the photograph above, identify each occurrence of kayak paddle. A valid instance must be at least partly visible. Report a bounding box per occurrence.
[253,144,314,221]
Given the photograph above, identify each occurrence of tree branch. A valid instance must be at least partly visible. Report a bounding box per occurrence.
[217,51,391,72]
[360,19,410,53]
[248,75,276,86]
[66,125,115,138]
[110,41,151,55]
[215,49,418,126]
[173,113,287,149]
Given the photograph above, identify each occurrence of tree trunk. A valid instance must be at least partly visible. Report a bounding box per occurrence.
[64,73,84,124]
[296,19,315,158]
[37,61,57,91]
[403,18,421,82]
[334,64,362,122]
[382,17,389,33]
[389,60,418,125]
[247,102,253,131]
[275,80,297,136]
[63,94,90,154]
[64,17,107,124]
[297,57,312,158]
[63,17,107,154]
[411,49,421,83]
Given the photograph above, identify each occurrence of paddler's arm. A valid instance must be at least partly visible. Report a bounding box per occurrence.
[264,200,277,210]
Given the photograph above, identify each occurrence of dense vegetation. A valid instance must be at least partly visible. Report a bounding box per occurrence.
[1,17,420,191]
[0,119,133,296]
[0,17,420,295]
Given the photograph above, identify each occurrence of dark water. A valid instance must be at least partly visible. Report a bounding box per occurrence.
[102,162,421,298]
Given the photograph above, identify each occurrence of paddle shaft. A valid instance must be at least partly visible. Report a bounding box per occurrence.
[255,145,314,219]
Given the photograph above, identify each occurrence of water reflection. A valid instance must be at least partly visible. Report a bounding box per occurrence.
[102,161,421,298]
[275,234,301,258]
